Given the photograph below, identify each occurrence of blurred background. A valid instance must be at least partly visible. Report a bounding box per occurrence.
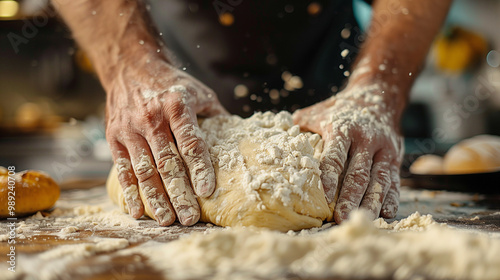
[0,0,499,184]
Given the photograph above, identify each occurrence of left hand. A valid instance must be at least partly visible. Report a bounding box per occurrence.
[293,84,404,223]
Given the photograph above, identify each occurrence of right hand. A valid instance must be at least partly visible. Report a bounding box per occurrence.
[105,58,228,226]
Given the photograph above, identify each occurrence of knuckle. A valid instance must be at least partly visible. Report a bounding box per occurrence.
[179,135,206,159]
[156,150,185,178]
[117,169,134,184]
[135,166,156,183]
[139,109,162,127]
[106,126,122,141]
[336,199,357,213]
[122,184,140,200]
[166,95,188,119]
[321,142,349,175]
[133,155,157,183]
[345,167,371,186]
[115,158,134,182]
[373,166,391,186]
[321,154,345,175]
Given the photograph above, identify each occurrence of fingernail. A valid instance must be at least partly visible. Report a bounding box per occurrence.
[178,209,195,226]
[195,178,214,198]
[196,182,208,197]
[155,208,171,225]
[130,205,141,218]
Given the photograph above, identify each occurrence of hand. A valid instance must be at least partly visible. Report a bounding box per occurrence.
[105,58,228,226]
[293,84,404,223]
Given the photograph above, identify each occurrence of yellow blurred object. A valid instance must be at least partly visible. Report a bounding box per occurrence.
[15,102,43,132]
[0,167,60,218]
[307,2,322,16]
[443,135,500,174]
[0,0,19,18]
[433,27,488,74]
[219,12,234,26]
[75,49,95,73]
[410,154,445,175]
[12,101,61,133]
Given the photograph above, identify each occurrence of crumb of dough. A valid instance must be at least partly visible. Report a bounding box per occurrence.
[58,226,79,237]
[373,211,438,232]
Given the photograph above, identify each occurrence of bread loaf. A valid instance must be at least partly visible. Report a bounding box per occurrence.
[443,135,500,174]
[0,167,60,218]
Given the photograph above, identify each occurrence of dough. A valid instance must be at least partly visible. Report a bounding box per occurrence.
[0,167,60,218]
[409,154,445,175]
[107,112,335,231]
[443,135,500,174]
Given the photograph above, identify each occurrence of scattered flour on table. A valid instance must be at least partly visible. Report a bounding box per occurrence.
[373,211,437,232]
[0,187,212,280]
[39,238,129,260]
[8,237,129,280]
[121,210,500,280]
[1,188,500,280]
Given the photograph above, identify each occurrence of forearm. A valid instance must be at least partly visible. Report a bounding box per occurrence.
[345,0,452,118]
[51,0,167,90]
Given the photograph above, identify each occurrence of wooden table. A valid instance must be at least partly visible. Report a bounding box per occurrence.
[1,183,499,280]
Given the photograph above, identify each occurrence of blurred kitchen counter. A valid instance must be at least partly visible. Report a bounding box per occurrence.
[0,118,112,186]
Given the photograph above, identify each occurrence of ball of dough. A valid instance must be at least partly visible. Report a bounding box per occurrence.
[0,167,60,218]
[107,112,335,231]
[410,155,445,175]
[443,135,500,174]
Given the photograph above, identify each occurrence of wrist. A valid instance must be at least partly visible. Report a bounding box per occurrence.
[96,45,172,92]
[336,79,407,128]
[344,62,412,119]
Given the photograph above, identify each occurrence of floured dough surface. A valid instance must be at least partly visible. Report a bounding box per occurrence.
[107,112,334,231]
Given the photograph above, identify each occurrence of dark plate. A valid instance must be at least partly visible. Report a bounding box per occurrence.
[408,170,500,194]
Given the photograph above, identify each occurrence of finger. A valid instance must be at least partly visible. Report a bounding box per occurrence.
[381,163,401,219]
[334,150,373,224]
[359,151,392,220]
[319,132,351,204]
[292,106,321,133]
[108,140,144,219]
[148,131,201,226]
[168,98,215,198]
[127,137,176,226]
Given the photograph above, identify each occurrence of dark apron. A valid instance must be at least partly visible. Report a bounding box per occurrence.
[155,0,364,116]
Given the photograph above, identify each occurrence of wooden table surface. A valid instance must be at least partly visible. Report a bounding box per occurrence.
[1,182,499,280]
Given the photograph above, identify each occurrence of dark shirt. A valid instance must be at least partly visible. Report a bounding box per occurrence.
[154,0,365,117]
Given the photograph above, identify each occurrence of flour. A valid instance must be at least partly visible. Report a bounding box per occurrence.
[122,210,500,280]
[58,225,79,236]
[40,238,129,260]
[373,211,438,232]
[141,88,167,100]
[7,237,129,280]
[2,185,500,280]
[200,111,322,207]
